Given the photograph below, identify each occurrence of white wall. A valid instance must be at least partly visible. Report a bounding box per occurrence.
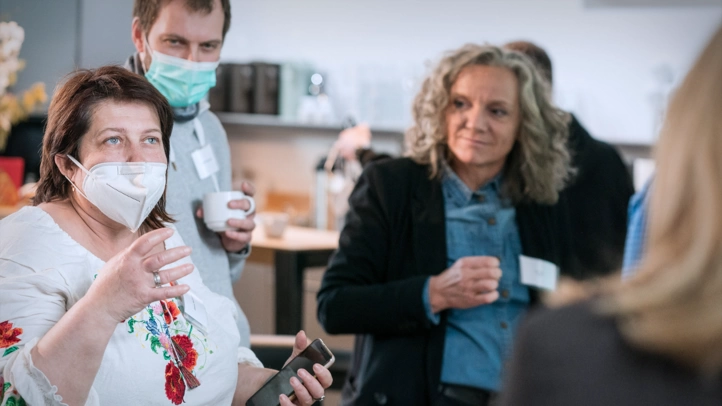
[222,0,722,144]
[2,0,135,108]
[1,0,79,97]
[78,0,135,68]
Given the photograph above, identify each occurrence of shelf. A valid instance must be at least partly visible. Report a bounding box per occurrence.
[215,112,404,137]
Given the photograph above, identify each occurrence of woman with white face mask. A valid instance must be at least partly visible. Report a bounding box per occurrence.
[0,66,331,406]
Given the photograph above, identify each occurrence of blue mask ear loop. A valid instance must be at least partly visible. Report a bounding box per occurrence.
[143,38,151,72]
[143,35,156,73]
[63,155,92,201]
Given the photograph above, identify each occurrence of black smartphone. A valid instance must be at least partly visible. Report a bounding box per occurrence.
[247,338,335,406]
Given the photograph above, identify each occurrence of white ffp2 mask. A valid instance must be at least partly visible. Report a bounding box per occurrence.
[65,155,168,232]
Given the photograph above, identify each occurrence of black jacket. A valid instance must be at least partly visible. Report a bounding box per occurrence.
[557,115,634,278]
[317,157,581,405]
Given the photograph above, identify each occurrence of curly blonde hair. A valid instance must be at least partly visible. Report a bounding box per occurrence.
[405,44,572,204]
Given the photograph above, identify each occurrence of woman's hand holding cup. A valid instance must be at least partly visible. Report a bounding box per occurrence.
[85,228,194,325]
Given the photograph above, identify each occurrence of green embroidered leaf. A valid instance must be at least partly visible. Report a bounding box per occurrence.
[150,336,161,354]
[188,325,193,337]
[17,397,27,406]
[6,396,16,406]
[127,318,136,334]
[145,333,150,341]
[163,350,171,360]
[2,381,10,397]
[2,346,19,357]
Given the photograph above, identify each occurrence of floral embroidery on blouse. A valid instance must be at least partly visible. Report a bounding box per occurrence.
[126,299,212,405]
[163,301,181,325]
[1,321,25,406]
[0,321,22,357]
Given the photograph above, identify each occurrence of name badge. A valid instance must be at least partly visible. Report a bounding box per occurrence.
[519,255,559,291]
[181,290,209,336]
[191,144,220,180]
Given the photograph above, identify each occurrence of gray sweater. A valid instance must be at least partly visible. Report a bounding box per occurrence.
[126,55,251,347]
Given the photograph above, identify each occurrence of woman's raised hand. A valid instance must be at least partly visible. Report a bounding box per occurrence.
[86,228,194,324]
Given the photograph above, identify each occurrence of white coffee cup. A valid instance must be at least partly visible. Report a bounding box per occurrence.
[203,191,256,232]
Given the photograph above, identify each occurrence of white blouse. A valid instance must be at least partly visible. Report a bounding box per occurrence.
[0,207,262,405]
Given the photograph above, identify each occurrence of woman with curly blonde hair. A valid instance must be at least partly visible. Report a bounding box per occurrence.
[406,44,572,204]
[318,44,580,405]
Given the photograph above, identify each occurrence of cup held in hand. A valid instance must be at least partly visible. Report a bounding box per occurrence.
[203,191,255,232]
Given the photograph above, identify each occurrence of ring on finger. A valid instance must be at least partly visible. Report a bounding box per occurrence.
[153,271,162,288]
[312,395,325,402]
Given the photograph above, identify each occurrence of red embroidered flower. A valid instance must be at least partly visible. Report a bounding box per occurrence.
[0,321,22,348]
[164,361,185,405]
[172,334,197,371]
[162,301,180,324]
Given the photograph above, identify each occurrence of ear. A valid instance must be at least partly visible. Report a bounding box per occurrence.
[54,154,77,182]
[131,17,146,56]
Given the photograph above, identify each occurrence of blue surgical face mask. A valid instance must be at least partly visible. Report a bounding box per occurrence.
[144,40,220,108]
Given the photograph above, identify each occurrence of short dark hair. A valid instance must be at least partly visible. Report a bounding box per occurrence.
[133,0,231,40]
[504,41,553,85]
[35,66,175,231]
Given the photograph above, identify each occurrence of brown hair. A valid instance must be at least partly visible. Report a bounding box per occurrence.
[133,0,231,40]
[34,65,175,231]
[504,41,553,85]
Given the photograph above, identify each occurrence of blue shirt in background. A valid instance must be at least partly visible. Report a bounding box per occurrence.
[422,165,528,392]
[622,179,652,279]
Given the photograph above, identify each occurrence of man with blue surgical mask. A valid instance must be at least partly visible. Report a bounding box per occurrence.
[126,0,255,346]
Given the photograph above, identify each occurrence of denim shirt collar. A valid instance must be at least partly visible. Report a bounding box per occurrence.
[441,159,503,206]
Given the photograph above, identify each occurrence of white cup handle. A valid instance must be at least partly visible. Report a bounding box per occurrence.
[240,195,255,215]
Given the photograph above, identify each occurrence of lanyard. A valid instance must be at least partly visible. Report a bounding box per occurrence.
[169,118,220,192]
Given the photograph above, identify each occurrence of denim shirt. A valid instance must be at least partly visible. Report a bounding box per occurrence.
[422,165,529,391]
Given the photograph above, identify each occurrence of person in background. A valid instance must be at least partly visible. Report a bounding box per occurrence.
[504,41,634,279]
[500,23,722,406]
[127,0,255,345]
[318,44,580,406]
[621,178,652,278]
[0,66,331,406]
[336,42,635,280]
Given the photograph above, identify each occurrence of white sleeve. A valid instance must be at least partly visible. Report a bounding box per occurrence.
[237,346,263,368]
[0,259,99,406]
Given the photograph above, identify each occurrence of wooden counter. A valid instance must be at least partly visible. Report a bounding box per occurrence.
[250,225,340,335]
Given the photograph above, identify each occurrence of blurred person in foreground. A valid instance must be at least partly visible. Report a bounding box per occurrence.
[318,44,581,406]
[0,66,330,406]
[500,23,722,406]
